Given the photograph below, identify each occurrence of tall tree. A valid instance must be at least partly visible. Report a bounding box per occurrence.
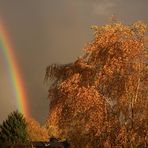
[45,21,148,147]
[0,110,29,145]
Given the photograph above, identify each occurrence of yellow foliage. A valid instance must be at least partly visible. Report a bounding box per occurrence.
[26,118,49,141]
[45,21,148,147]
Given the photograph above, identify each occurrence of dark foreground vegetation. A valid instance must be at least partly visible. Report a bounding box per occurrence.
[0,138,69,148]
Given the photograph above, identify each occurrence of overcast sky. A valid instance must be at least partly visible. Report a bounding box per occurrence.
[0,0,148,124]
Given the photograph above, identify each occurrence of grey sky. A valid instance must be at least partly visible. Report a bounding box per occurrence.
[0,0,148,123]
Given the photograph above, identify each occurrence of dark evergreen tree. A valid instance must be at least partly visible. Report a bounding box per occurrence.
[0,110,29,144]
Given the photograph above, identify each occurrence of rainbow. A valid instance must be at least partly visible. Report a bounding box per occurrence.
[0,20,29,117]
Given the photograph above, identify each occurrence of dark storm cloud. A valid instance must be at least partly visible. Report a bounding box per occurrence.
[0,0,148,123]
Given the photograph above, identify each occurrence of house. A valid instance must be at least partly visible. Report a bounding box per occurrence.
[31,138,70,148]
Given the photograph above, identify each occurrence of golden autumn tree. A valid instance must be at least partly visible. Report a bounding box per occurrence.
[45,21,148,147]
[26,118,49,141]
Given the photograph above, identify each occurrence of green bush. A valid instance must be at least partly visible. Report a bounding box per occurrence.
[0,110,29,145]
